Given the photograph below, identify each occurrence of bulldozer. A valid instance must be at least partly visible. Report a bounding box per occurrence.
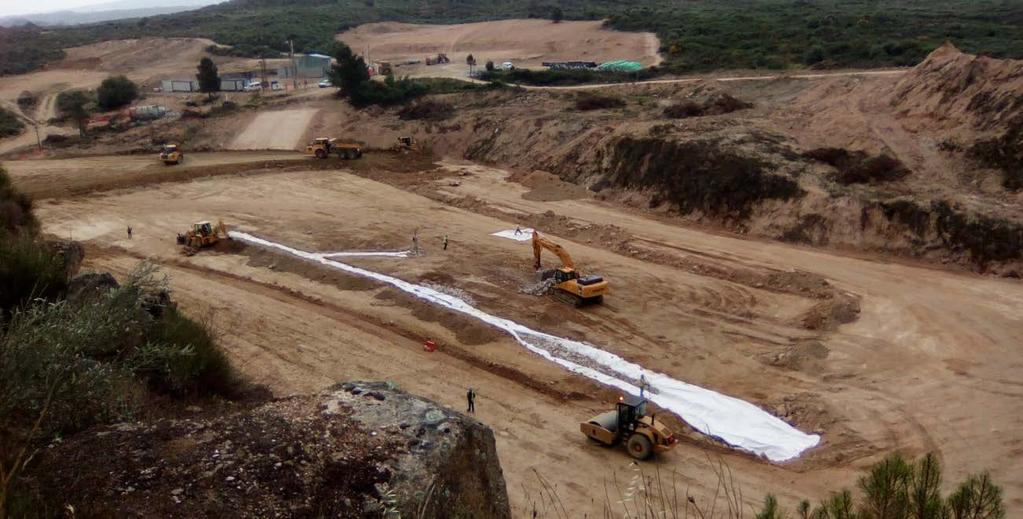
[306,137,362,160]
[160,144,183,165]
[532,230,609,306]
[395,136,416,151]
[580,395,677,460]
[176,220,229,255]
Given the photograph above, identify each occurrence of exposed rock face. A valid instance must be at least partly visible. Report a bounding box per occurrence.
[24,382,510,518]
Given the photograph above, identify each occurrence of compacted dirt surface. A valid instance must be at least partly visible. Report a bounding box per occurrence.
[4,31,1023,516]
[19,153,1023,514]
[228,109,321,150]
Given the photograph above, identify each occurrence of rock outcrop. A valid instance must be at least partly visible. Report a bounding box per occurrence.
[23,382,510,518]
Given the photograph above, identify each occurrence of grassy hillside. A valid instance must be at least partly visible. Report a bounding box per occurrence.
[3,0,1023,76]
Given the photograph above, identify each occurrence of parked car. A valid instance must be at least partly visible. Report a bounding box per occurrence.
[318,78,332,88]
[243,81,262,92]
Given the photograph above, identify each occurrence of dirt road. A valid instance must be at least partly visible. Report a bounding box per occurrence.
[27,156,1023,513]
[228,109,319,150]
[2,151,303,198]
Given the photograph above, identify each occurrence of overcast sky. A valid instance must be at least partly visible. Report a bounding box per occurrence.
[0,0,220,17]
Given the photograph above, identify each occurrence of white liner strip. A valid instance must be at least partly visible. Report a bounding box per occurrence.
[230,231,820,461]
[491,228,535,242]
[321,251,413,258]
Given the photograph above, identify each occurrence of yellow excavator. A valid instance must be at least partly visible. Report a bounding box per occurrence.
[176,220,229,255]
[532,230,609,306]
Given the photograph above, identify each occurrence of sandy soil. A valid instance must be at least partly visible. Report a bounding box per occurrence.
[23,155,1023,514]
[338,19,661,78]
[228,109,320,150]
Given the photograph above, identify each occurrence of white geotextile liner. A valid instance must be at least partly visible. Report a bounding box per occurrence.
[491,228,535,242]
[230,231,820,461]
[322,251,412,258]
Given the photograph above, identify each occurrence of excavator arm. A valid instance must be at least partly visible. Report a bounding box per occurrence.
[532,231,575,270]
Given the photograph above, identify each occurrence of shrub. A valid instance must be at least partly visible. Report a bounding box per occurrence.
[804,147,910,184]
[0,106,24,138]
[0,166,37,235]
[96,75,139,111]
[574,92,625,111]
[397,99,454,120]
[137,307,234,396]
[16,91,37,111]
[0,235,69,317]
[663,100,704,118]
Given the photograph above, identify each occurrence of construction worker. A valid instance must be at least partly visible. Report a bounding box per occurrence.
[514,225,522,236]
[466,387,476,414]
[127,225,133,239]
[443,234,449,250]
[412,233,419,255]
[639,374,649,398]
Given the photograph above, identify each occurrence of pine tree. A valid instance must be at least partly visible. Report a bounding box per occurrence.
[196,57,220,101]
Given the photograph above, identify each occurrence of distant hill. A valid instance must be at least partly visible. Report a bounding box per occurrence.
[0,0,222,27]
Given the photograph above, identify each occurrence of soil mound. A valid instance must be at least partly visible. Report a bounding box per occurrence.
[514,169,591,201]
[892,43,1023,130]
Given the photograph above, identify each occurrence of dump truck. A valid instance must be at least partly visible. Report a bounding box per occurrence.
[305,137,362,160]
[532,230,609,306]
[580,395,677,460]
[176,220,229,255]
[160,144,183,165]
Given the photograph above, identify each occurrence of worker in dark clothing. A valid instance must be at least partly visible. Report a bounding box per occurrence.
[127,225,133,239]
[466,387,476,414]
[443,234,449,250]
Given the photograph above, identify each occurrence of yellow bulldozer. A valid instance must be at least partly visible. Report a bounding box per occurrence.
[580,395,677,460]
[176,220,229,255]
[532,230,609,306]
[306,137,363,160]
[160,144,183,165]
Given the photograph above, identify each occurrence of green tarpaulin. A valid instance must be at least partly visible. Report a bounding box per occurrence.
[597,60,644,72]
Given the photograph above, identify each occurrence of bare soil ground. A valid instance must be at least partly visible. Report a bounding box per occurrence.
[228,109,320,150]
[20,153,1023,514]
[338,20,661,78]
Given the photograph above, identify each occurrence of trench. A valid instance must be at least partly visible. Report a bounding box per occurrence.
[229,231,820,462]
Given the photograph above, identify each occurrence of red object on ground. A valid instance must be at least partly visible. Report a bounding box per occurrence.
[423,340,436,352]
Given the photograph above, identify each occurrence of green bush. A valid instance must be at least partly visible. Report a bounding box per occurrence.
[758,453,1005,519]
[0,166,37,235]
[574,92,626,110]
[138,307,234,396]
[96,75,139,111]
[0,235,69,317]
[0,107,24,138]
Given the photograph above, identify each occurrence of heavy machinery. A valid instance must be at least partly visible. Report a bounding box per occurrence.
[176,220,229,255]
[425,53,450,65]
[531,230,609,306]
[580,395,677,460]
[160,144,183,165]
[395,136,417,152]
[305,137,362,160]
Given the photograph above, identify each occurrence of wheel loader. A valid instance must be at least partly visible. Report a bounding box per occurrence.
[160,144,183,165]
[306,137,362,160]
[176,220,229,255]
[580,395,677,460]
[532,231,609,306]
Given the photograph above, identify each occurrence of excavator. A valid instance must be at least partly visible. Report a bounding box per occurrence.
[176,220,229,255]
[531,230,609,306]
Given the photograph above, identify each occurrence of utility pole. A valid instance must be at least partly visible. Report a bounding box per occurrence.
[34,122,41,152]
[288,38,298,90]
[259,58,268,96]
